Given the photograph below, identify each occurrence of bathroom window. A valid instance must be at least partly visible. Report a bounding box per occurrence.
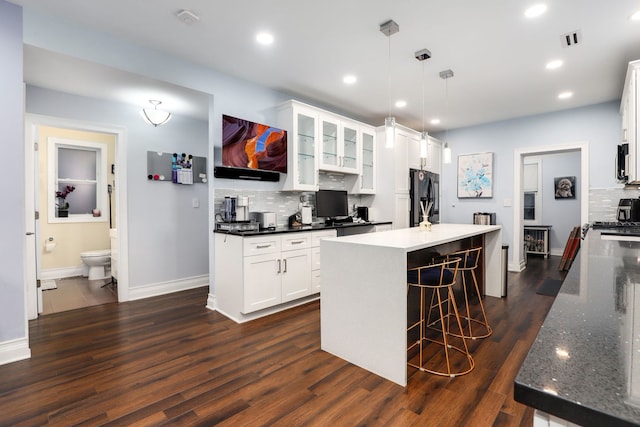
[48,137,108,223]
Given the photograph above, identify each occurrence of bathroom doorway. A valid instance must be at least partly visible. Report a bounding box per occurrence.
[24,114,128,319]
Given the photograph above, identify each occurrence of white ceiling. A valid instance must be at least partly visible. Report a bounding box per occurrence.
[13,0,640,131]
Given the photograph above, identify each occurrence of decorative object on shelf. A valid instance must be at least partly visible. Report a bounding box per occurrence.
[380,19,399,148]
[147,151,207,183]
[457,152,493,198]
[440,69,454,164]
[415,48,431,168]
[55,184,75,217]
[554,176,576,199]
[141,100,171,127]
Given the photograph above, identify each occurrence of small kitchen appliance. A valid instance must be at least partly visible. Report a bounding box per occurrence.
[356,206,369,222]
[617,198,640,222]
[249,212,277,230]
[235,196,250,221]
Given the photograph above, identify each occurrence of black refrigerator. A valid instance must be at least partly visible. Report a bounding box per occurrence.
[410,169,440,227]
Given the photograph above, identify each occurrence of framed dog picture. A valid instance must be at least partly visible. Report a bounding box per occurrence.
[554,176,576,199]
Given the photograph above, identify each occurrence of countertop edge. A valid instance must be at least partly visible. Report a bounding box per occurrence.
[214,221,392,236]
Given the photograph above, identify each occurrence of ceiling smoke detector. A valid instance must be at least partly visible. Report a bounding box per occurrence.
[177,9,200,25]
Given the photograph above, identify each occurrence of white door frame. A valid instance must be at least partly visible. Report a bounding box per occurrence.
[24,114,129,319]
[512,141,589,271]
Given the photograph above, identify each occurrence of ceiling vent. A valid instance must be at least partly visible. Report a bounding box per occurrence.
[561,30,581,48]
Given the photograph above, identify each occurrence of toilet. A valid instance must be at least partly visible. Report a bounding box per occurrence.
[80,249,111,280]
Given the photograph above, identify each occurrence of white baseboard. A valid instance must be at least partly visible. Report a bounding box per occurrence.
[509,260,526,272]
[41,265,83,280]
[128,275,209,301]
[0,337,31,365]
[550,248,563,257]
[206,293,216,311]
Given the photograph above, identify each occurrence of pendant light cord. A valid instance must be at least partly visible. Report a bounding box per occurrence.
[422,61,425,134]
[445,74,450,143]
[387,34,392,118]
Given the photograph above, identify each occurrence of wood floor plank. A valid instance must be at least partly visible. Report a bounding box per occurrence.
[0,256,562,426]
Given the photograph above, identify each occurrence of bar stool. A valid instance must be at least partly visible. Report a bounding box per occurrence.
[407,257,474,377]
[442,247,492,340]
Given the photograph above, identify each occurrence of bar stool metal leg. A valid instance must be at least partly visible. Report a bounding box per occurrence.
[407,258,474,377]
[446,247,492,340]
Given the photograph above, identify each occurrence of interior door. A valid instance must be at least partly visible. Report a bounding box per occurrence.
[24,118,39,319]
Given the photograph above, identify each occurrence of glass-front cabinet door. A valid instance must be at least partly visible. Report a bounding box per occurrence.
[297,112,317,187]
[350,125,375,194]
[341,120,359,173]
[320,114,339,170]
[277,100,319,191]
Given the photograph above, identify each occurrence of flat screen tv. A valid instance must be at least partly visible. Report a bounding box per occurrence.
[222,114,287,173]
[316,189,349,222]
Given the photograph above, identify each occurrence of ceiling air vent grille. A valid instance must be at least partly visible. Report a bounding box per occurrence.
[561,30,581,48]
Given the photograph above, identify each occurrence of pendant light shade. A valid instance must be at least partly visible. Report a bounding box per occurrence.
[385,116,396,148]
[439,69,454,164]
[443,142,452,164]
[380,19,399,148]
[142,100,172,127]
[420,131,429,159]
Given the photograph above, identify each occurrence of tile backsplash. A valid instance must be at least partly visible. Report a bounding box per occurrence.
[589,186,640,222]
[215,172,373,227]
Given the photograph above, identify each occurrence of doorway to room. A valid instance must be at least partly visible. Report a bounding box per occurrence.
[24,114,128,319]
[512,142,589,271]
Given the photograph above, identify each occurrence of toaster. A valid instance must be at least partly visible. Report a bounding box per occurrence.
[249,211,277,230]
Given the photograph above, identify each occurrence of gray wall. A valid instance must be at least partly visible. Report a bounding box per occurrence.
[540,152,581,253]
[436,101,621,262]
[0,1,25,344]
[26,86,209,288]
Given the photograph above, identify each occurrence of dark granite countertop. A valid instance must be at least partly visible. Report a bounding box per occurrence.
[214,221,392,236]
[515,229,640,426]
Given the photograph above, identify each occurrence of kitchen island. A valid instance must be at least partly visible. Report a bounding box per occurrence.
[515,228,640,426]
[320,223,503,386]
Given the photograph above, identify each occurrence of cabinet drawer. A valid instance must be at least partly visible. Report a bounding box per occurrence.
[243,235,281,257]
[311,247,322,270]
[312,229,337,246]
[281,232,311,251]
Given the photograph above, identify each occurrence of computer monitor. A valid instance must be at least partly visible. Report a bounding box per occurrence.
[315,189,349,223]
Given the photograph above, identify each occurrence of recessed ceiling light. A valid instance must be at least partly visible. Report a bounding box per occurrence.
[525,4,547,18]
[558,91,573,99]
[343,75,357,85]
[631,10,640,20]
[430,118,441,125]
[395,100,407,108]
[546,60,563,70]
[256,32,274,45]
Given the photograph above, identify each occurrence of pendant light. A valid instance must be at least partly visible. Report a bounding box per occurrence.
[416,48,431,167]
[142,100,172,127]
[380,20,399,148]
[439,69,454,164]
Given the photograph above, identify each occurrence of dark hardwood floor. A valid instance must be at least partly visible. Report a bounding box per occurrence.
[0,256,563,426]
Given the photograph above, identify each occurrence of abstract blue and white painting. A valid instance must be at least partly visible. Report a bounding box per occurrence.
[457,152,493,198]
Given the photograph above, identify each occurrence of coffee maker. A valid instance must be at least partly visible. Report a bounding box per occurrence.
[222,195,250,222]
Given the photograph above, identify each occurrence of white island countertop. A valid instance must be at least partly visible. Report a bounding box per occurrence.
[322,223,501,251]
[320,223,503,386]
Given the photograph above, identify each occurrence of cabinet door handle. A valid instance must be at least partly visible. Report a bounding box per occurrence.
[256,244,271,249]
[283,259,287,273]
[277,259,281,274]
[290,240,304,245]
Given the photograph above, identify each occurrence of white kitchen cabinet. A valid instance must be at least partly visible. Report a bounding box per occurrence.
[311,229,337,293]
[350,125,376,194]
[621,60,639,183]
[319,113,360,174]
[243,251,282,312]
[277,100,319,191]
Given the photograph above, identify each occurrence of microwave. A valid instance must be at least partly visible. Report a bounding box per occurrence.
[617,143,629,182]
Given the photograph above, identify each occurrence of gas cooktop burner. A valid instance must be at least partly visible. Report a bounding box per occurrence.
[592,221,640,229]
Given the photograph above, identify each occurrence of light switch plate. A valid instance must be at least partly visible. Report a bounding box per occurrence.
[503,198,512,207]
[192,198,200,208]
